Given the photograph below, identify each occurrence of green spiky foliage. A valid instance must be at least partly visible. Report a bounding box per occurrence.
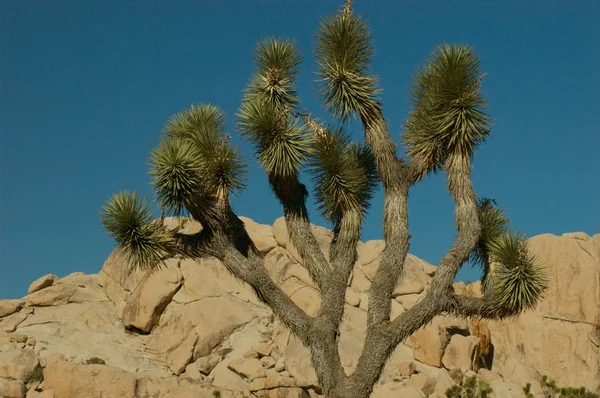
[100,191,178,270]
[163,104,247,197]
[539,375,599,398]
[445,375,493,398]
[245,37,302,110]
[314,6,380,122]
[308,126,378,225]
[149,138,205,217]
[403,44,491,178]
[470,198,509,292]
[238,99,312,178]
[237,38,312,179]
[488,231,547,315]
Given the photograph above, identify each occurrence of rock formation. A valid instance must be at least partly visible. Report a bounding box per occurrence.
[1,217,598,398]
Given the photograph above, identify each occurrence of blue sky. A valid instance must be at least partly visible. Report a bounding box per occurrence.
[1,0,598,300]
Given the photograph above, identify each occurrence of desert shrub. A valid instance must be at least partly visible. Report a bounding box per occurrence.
[84,357,106,365]
[446,375,493,398]
[524,375,599,398]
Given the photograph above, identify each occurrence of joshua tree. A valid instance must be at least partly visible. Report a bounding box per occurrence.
[100,2,547,397]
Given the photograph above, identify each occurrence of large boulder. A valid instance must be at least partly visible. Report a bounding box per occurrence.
[43,361,137,398]
[485,233,600,391]
[121,259,183,333]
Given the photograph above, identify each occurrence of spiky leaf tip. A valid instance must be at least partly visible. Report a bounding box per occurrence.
[314,9,381,122]
[163,104,248,197]
[100,190,178,270]
[149,137,204,217]
[403,44,491,177]
[245,37,302,110]
[164,103,226,145]
[237,97,312,178]
[488,231,547,316]
[308,126,379,224]
[470,198,509,290]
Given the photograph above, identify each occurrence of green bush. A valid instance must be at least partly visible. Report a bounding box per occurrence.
[84,357,106,365]
[523,375,599,398]
[446,375,493,398]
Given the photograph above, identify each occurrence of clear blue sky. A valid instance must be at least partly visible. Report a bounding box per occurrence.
[1,0,598,299]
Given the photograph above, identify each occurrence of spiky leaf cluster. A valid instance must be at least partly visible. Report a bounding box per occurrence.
[488,231,547,315]
[315,8,381,122]
[149,137,206,217]
[470,198,509,291]
[238,38,312,178]
[308,126,378,224]
[100,190,178,270]
[162,104,247,198]
[403,44,491,178]
[245,37,302,110]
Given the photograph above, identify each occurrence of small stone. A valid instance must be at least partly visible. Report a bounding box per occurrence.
[9,335,28,344]
[398,361,416,376]
[280,370,291,378]
[26,338,36,347]
[227,358,266,381]
[243,350,259,359]
[346,289,361,307]
[252,343,272,357]
[275,357,286,372]
[260,356,276,369]
[28,274,58,294]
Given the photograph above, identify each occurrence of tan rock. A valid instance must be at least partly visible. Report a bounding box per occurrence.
[227,358,266,381]
[396,293,422,310]
[26,390,55,398]
[249,375,298,390]
[0,377,25,398]
[173,257,258,305]
[1,312,28,333]
[0,300,23,318]
[282,334,318,388]
[261,356,276,369]
[275,356,286,372]
[145,295,258,372]
[0,349,39,381]
[121,259,182,332]
[263,388,309,398]
[135,374,179,398]
[345,288,361,307]
[252,342,273,357]
[167,331,198,375]
[271,217,332,266]
[43,361,137,398]
[239,217,278,255]
[39,353,65,368]
[484,233,600,391]
[244,350,259,358]
[398,361,416,376]
[408,321,448,367]
[447,368,463,384]
[28,275,58,294]
[96,249,146,317]
[358,240,385,266]
[194,354,221,375]
[349,267,371,292]
[393,279,425,297]
[442,334,480,371]
[26,284,76,307]
[373,386,424,398]
[477,368,502,384]
[433,369,458,397]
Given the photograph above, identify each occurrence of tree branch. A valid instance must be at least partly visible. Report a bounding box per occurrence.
[268,175,332,292]
[358,106,412,327]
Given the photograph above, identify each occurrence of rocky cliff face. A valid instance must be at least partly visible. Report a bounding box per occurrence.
[1,217,598,398]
